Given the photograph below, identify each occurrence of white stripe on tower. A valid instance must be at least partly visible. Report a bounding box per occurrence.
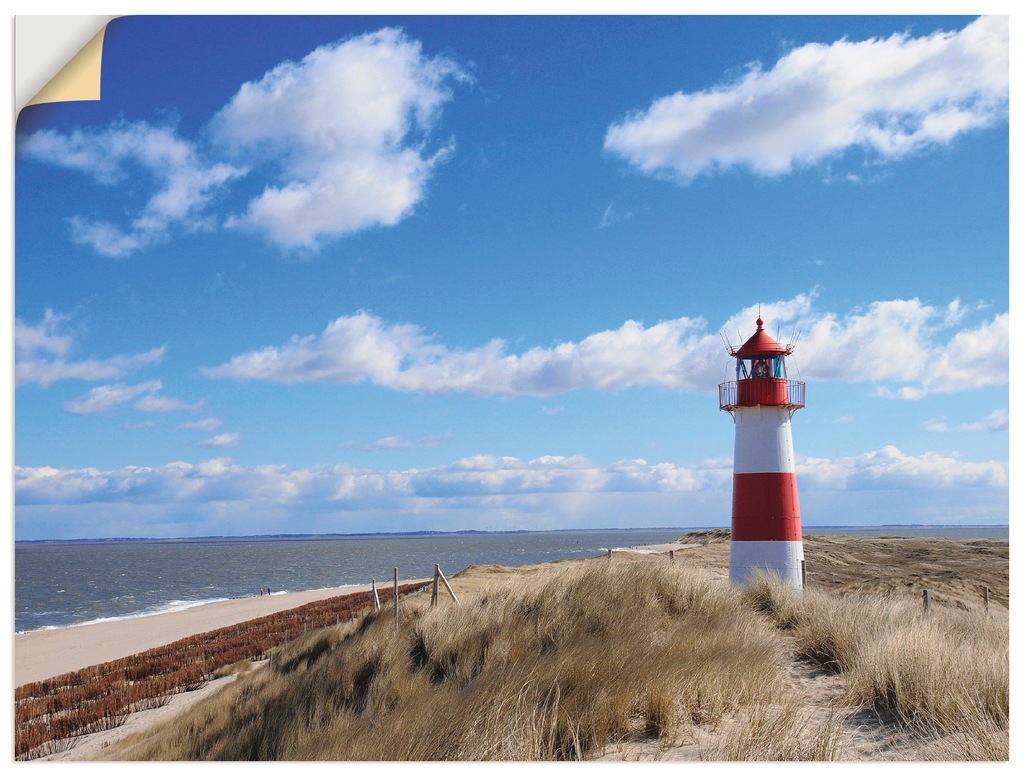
[730,405,804,589]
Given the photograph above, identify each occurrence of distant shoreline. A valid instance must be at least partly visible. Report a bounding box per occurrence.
[14,523,1010,545]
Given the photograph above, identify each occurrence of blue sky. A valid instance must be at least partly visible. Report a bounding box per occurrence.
[10,11,1010,540]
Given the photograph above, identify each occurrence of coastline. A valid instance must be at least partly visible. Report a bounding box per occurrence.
[14,527,1008,688]
[14,579,427,687]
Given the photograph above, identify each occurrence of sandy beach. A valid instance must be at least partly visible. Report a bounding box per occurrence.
[14,579,428,687]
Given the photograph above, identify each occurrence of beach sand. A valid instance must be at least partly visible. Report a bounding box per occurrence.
[14,580,427,687]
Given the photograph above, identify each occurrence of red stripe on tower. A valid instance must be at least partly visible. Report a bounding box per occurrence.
[731,473,802,542]
[719,317,806,589]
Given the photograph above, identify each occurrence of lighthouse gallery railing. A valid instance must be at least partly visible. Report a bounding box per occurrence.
[719,379,805,411]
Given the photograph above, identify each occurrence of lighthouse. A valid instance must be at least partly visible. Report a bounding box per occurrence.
[719,317,806,590]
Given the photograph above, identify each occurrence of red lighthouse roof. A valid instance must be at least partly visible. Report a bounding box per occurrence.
[730,318,793,357]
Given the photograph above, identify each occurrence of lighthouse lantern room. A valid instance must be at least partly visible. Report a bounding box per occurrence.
[719,317,806,590]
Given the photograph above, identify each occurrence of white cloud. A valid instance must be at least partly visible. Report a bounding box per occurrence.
[63,380,163,415]
[955,408,1009,432]
[923,419,948,432]
[204,295,1006,399]
[798,445,1007,490]
[14,309,72,357]
[787,300,1007,398]
[61,377,202,416]
[15,310,165,388]
[20,121,245,257]
[197,432,242,449]
[213,27,469,249]
[605,16,1008,182]
[14,446,1005,512]
[204,310,720,395]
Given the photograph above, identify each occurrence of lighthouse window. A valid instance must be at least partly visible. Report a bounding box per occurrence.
[737,356,787,379]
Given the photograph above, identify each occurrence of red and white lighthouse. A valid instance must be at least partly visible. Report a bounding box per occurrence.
[719,317,806,590]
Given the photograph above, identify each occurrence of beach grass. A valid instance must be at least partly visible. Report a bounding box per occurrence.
[93,549,1007,761]
[103,557,787,760]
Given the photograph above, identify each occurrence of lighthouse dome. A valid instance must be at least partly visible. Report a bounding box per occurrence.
[733,318,791,357]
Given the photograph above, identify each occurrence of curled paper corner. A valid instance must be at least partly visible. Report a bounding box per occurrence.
[17,16,119,113]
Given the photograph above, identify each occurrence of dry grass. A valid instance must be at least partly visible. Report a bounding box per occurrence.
[87,541,1008,762]
[740,573,1008,759]
[699,699,852,761]
[101,557,785,761]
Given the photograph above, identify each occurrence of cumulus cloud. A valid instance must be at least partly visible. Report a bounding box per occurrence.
[14,446,1005,512]
[605,16,1008,182]
[203,310,719,395]
[15,310,165,388]
[212,27,469,249]
[18,28,464,256]
[11,455,727,509]
[20,121,245,257]
[204,295,1006,399]
[798,445,1007,490]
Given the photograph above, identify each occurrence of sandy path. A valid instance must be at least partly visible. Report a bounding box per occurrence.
[15,580,427,687]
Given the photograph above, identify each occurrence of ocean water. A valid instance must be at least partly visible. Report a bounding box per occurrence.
[13,525,1007,634]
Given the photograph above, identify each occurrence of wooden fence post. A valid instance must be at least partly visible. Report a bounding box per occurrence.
[607,549,612,559]
[984,586,991,613]
[393,567,399,631]
[437,565,460,606]
[922,589,931,613]
[372,579,381,611]
[432,564,440,607]
[669,550,674,561]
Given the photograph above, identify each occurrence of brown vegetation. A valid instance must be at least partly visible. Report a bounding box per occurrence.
[98,558,788,760]
[14,582,426,759]
[24,533,1009,761]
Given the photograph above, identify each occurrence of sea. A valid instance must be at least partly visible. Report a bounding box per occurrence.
[13,525,1008,635]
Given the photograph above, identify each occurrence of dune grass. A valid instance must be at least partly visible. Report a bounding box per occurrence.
[104,557,785,760]
[741,573,1008,759]
[100,556,1007,761]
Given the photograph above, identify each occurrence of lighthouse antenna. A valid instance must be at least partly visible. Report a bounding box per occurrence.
[721,330,738,354]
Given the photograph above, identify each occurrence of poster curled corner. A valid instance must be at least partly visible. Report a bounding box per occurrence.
[16,16,120,113]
